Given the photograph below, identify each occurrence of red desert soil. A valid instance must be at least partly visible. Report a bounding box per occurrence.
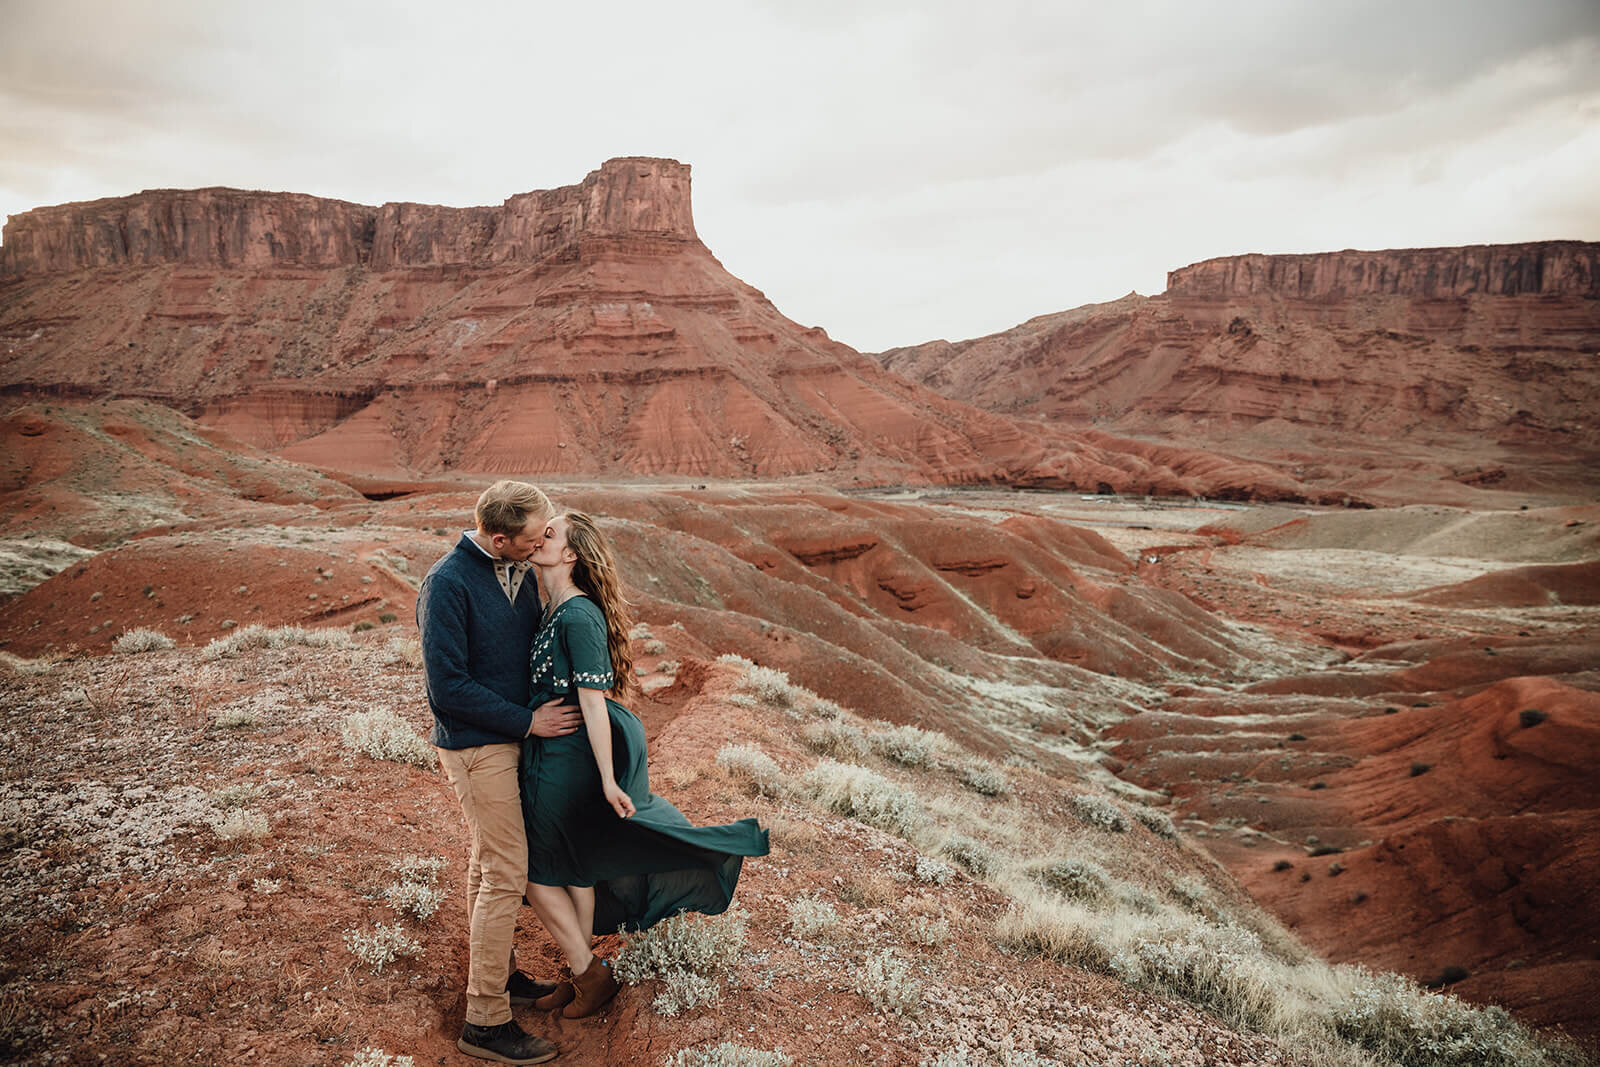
[1,645,1315,1067]
[1102,502,1600,1043]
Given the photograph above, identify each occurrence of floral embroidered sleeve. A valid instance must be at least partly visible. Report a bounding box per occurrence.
[560,600,615,691]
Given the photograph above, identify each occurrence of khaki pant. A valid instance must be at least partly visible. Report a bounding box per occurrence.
[438,742,527,1026]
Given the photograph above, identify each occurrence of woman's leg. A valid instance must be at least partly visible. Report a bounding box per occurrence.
[567,885,595,949]
[524,882,595,973]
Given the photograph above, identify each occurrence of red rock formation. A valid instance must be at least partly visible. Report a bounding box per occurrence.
[877,244,1600,501]
[1166,243,1600,301]
[0,160,1330,500]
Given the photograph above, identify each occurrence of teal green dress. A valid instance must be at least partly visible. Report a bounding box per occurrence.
[520,595,769,933]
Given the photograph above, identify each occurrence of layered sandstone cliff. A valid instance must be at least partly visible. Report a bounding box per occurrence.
[1167,242,1600,301]
[0,157,695,276]
[878,242,1600,499]
[0,159,1310,497]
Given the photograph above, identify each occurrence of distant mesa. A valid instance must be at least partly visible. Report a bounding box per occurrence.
[0,158,1335,501]
[1165,243,1600,301]
[877,240,1600,500]
[0,157,698,275]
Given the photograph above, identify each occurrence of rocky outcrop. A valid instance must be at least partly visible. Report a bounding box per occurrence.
[0,157,695,276]
[0,189,376,274]
[1167,242,1600,300]
[366,157,697,268]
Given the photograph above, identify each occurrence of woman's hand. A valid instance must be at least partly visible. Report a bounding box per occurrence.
[602,779,636,819]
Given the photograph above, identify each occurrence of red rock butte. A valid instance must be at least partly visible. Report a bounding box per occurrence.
[0,159,1338,499]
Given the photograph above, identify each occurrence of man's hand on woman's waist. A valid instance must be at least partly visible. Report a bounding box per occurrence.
[529,697,583,738]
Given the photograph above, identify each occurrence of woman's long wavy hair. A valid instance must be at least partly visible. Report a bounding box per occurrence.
[562,512,638,701]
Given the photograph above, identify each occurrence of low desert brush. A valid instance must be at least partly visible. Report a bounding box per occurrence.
[1070,793,1128,832]
[869,724,953,769]
[665,1043,792,1067]
[801,719,873,761]
[853,949,921,1016]
[202,624,350,660]
[614,908,747,1016]
[113,628,175,654]
[957,761,1010,797]
[715,744,783,797]
[1330,968,1585,1067]
[940,835,996,878]
[1134,806,1178,839]
[341,710,436,769]
[1034,858,1111,903]
[906,914,951,947]
[346,1050,416,1067]
[799,760,925,839]
[208,808,268,841]
[729,660,802,709]
[785,895,839,940]
[344,923,424,975]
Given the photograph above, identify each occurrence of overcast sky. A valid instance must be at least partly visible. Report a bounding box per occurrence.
[3,0,1597,352]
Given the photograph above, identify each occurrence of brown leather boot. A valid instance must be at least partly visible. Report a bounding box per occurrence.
[532,980,574,1012]
[562,956,619,1019]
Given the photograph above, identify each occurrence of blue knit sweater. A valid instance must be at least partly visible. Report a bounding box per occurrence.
[416,534,541,748]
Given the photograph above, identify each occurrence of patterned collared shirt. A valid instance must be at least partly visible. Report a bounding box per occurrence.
[463,531,533,605]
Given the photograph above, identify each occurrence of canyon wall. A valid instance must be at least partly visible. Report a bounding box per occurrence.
[878,241,1600,497]
[0,157,695,276]
[1166,243,1600,301]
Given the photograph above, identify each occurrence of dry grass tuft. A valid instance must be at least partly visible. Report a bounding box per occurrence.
[799,760,925,839]
[714,744,782,797]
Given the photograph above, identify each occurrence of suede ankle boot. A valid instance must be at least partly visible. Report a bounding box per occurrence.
[562,956,619,1019]
[533,979,575,1012]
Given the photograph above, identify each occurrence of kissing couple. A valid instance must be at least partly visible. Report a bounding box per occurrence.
[417,481,770,1064]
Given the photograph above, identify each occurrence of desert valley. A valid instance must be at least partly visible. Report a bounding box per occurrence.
[1,158,1597,1067]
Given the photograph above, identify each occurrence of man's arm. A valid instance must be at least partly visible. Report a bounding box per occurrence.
[417,575,536,740]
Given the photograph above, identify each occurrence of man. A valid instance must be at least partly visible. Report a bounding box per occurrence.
[417,480,581,1065]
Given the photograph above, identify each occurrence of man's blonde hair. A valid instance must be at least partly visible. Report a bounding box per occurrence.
[475,481,553,538]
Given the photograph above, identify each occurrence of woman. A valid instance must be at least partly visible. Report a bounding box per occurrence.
[520,512,769,1018]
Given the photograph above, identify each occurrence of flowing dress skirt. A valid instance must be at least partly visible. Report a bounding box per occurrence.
[520,697,769,934]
